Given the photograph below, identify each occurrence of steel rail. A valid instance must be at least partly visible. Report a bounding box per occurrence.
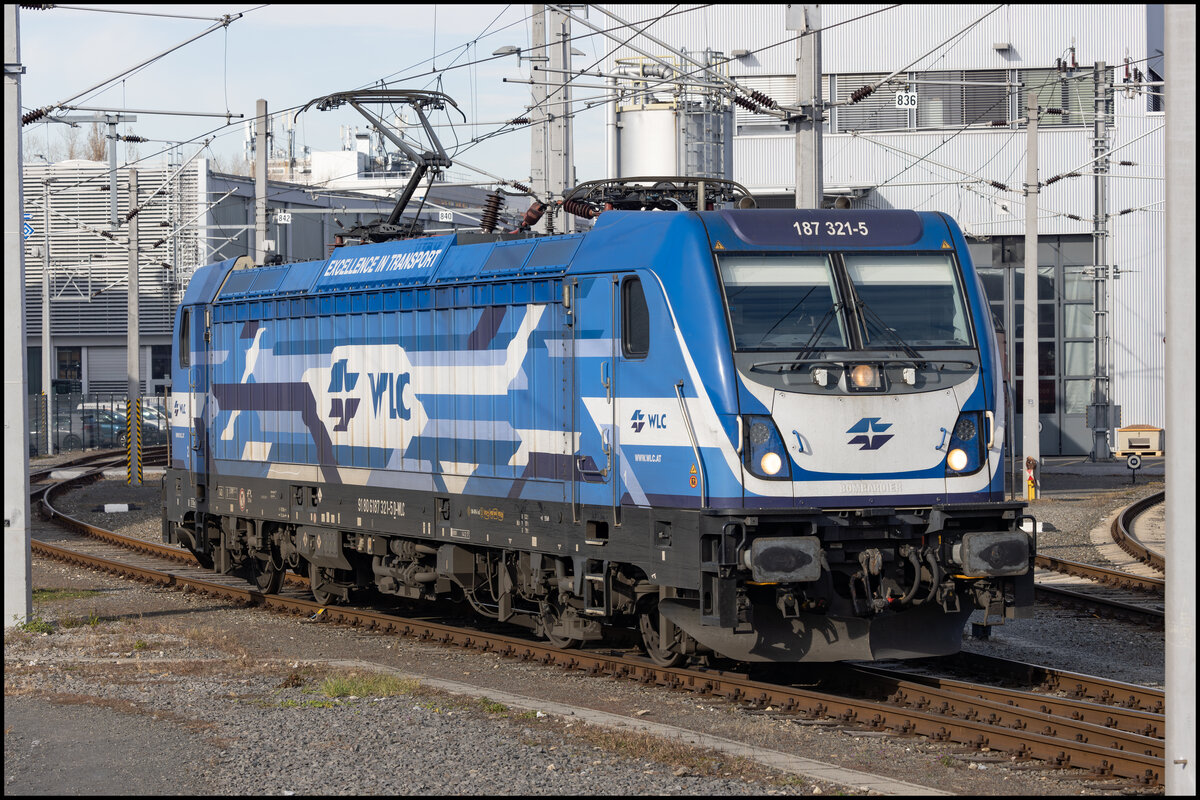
[1111,491,1166,572]
[1034,583,1163,627]
[844,664,1164,740]
[1034,553,1164,594]
[938,651,1164,713]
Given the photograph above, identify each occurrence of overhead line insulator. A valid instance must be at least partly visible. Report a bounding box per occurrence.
[849,85,876,104]
[21,107,49,125]
[732,94,760,113]
[748,89,778,110]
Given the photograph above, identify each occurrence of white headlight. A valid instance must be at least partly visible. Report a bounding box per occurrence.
[946,448,969,471]
[849,364,880,389]
[760,451,783,476]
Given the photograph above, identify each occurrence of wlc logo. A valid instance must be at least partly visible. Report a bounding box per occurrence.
[630,409,666,434]
[847,417,893,450]
[326,357,412,432]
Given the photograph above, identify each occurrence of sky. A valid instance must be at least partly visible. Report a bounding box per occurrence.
[16,3,611,185]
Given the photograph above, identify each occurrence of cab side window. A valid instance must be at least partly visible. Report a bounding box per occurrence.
[179,308,191,368]
[622,277,650,359]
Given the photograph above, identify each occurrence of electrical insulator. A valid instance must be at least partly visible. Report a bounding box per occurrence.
[1045,174,1062,186]
[849,85,875,104]
[510,181,532,194]
[479,190,504,233]
[21,107,48,125]
[518,201,546,231]
[508,117,532,126]
[562,199,598,219]
[732,94,760,112]
[991,120,1009,127]
[748,89,778,110]
[988,181,1009,192]
[121,135,148,143]
[1045,107,1064,115]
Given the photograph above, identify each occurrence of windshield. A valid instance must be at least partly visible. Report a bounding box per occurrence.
[843,254,972,347]
[718,255,848,350]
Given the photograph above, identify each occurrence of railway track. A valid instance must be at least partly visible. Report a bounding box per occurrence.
[28,457,1166,788]
[1033,493,1166,626]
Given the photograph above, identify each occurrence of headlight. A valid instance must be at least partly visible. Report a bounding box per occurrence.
[743,416,791,480]
[944,412,984,476]
[849,364,881,389]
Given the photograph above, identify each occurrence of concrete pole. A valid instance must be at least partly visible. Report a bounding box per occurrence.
[255,99,268,263]
[1163,7,1196,795]
[41,179,52,455]
[4,3,32,628]
[530,5,549,233]
[548,7,573,233]
[790,4,823,209]
[1021,90,1040,499]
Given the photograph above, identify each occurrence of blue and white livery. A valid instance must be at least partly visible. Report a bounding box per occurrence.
[163,208,1033,664]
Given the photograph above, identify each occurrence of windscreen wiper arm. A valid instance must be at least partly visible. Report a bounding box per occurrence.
[794,301,844,365]
[854,298,925,363]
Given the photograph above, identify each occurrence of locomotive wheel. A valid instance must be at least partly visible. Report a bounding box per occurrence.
[308,562,343,606]
[249,548,284,595]
[638,603,686,668]
[540,600,581,650]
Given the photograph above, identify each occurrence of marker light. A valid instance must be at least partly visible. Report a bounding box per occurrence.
[849,364,881,389]
[811,367,829,387]
[946,448,969,471]
[760,451,783,476]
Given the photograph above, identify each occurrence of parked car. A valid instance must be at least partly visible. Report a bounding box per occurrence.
[76,401,168,446]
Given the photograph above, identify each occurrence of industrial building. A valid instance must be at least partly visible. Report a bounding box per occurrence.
[597,3,1165,457]
[20,153,506,401]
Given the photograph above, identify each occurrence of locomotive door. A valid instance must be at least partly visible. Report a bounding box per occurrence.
[182,304,211,500]
[570,275,620,527]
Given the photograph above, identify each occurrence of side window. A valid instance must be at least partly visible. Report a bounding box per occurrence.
[622,277,650,358]
[179,308,191,368]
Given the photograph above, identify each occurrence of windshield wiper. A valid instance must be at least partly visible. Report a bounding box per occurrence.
[854,298,926,363]
[793,301,844,365]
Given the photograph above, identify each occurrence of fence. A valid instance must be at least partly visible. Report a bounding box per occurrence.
[27,393,169,457]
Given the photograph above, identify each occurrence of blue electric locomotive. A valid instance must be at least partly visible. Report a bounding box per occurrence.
[162,203,1033,664]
